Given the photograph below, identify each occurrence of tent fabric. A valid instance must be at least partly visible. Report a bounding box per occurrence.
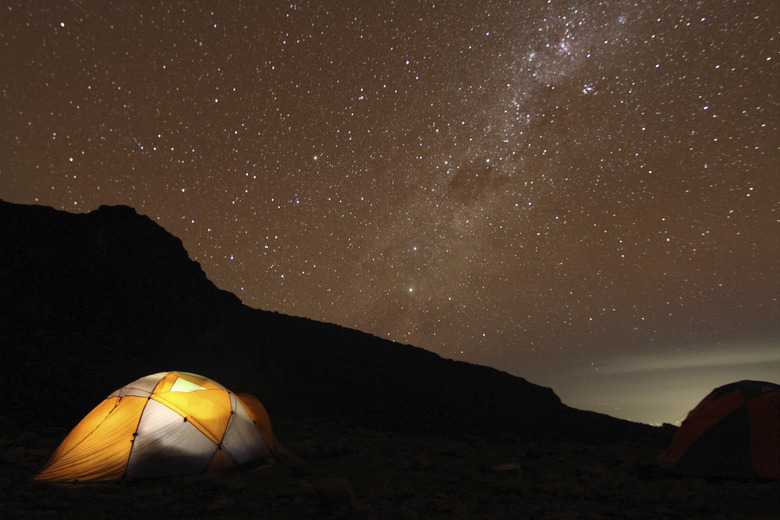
[659,380,780,479]
[34,372,276,482]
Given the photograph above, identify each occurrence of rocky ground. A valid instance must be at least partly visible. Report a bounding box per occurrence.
[1,417,777,519]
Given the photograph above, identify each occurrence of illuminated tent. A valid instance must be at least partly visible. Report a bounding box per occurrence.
[34,372,277,482]
[658,380,779,479]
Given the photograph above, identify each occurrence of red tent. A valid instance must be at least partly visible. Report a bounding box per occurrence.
[659,380,779,479]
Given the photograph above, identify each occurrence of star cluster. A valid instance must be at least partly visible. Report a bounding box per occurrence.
[1,1,777,423]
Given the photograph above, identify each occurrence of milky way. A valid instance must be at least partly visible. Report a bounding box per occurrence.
[1,1,777,423]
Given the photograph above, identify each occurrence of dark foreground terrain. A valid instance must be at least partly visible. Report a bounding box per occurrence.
[2,417,778,520]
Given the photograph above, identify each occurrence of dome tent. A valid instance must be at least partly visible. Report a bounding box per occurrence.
[34,371,277,482]
[658,380,779,479]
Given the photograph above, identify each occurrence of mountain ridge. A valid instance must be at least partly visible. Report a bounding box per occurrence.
[0,199,658,442]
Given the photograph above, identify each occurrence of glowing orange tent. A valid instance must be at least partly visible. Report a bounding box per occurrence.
[34,372,277,482]
[659,380,779,479]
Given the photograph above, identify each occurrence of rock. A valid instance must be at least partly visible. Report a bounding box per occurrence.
[0,447,25,464]
[494,432,521,444]
[439,443,466,457]
[206,497,236,511]
[313,476,360,511]
[325,442,354,458]
[25,449,52,461]
[381,505,420,520]
[404,455,433,471]
[525,443,544,459]
[492,462,522,475]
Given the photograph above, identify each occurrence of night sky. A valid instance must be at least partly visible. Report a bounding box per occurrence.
[2,1,778,425]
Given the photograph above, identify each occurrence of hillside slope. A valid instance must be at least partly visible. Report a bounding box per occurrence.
[0,200,656,442]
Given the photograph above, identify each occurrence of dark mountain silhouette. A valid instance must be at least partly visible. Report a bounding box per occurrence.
[0,199,657,442]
